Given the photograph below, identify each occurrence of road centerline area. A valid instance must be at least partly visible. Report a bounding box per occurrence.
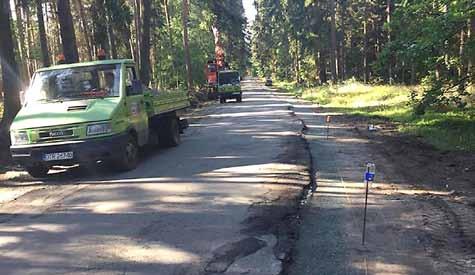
[0,80,310,275]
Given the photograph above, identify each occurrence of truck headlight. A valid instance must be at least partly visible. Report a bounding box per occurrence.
[11,131,29,145]
[87,122,112,136]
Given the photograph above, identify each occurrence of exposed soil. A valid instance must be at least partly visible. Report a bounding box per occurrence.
[330,112,475,274]
[335,114,475,198]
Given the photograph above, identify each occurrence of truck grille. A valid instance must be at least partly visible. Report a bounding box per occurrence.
[67,105,88,111]
[38,128,75,141]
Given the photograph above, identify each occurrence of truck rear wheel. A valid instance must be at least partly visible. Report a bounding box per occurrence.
[26,164,49,178]
[114,134,138,171]
[159,116,181,147]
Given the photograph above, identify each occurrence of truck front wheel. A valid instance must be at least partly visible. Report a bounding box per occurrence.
[26,164,49,178]
[114,134,138,171]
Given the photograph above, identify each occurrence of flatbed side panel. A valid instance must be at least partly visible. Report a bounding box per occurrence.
[149,90,190,116]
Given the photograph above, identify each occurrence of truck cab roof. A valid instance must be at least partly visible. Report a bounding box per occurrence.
[35,59,135,73]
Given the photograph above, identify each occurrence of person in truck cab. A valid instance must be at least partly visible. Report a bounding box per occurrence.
[103,72,116,95]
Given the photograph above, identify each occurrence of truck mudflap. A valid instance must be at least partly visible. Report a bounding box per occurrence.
[10,133,128,167]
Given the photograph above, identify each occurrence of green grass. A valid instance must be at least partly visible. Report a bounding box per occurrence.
[277,80,475,151]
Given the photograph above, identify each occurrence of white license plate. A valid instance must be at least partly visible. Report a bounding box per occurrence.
[43,151,74,161]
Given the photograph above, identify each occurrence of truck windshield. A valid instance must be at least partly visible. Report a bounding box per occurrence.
[26,64,121,103]
[219,72,240,85]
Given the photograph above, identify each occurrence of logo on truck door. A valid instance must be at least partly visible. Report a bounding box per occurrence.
[130,102,140,116]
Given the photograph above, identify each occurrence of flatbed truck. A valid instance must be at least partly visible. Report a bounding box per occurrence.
[218,70,242,103]
[9,59,190,177]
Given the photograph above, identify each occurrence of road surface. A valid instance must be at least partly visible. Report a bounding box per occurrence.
[0,79,310,275]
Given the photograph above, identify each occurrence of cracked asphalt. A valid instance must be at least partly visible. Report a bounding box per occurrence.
[0,79,310,275]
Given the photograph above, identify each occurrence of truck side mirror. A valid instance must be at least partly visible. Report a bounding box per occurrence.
[127,80,143,96]
[133,80,142,94]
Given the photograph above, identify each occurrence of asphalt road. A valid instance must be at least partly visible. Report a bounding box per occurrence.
[0,80,309,275]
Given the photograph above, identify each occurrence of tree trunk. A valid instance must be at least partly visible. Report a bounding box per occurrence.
[106,8,118,59]
[23,3,34,77]
[57,0,79,63]
[49,1,62,61]
[318,50,327,84]
[36,0,51,67]
[108,25,118,59]
[363,19,369,83]
[182,0,193,91]
[329,0,337,83]
[411,63,416,85]
[296,40,301,83]
[14,0,29,84]
[339,1,347,80]
[0,0,21,129]
[469,17,474,82]
[387,0,392,84]
[140,0,151,85]
[458,27,466,78]
[164,0,173,46]
[73,0,93,60]
[134,0,141,65]
[92,0,109,57]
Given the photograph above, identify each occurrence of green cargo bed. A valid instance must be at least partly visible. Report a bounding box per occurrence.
[145,90,190,117]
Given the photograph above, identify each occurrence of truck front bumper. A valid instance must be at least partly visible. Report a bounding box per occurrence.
[10,133,128,167]
[219,91,242,99]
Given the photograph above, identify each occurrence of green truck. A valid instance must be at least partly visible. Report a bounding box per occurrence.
[9,59,189,177]
[218,70,242,103]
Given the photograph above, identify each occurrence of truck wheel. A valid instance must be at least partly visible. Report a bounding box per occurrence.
[115,134,138,171]
[160,117,181,147]
[26,164,49,178]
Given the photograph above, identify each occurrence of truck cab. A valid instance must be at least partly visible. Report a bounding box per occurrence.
[9,59,189,177]
[217,70,242,103]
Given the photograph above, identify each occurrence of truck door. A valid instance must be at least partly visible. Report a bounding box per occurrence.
[124,66,149,146]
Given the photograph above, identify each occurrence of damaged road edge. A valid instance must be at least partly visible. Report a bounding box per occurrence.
[201,103,316,275]
[277,105,318,275]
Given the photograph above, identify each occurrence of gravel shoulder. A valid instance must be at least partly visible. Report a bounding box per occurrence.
[287,94,475,275]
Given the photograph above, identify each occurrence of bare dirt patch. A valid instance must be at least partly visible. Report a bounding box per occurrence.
[330,112,475,274]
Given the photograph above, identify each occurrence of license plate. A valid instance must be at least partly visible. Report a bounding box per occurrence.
[43,151,74,161]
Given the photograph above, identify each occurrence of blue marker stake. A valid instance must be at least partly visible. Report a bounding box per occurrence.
[362,162,375,245]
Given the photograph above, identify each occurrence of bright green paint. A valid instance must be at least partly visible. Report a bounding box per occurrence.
[11,98,120,131]
[218,70,241,94]
[10,60,190,146]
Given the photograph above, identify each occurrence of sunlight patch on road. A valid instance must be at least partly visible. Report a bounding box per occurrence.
[0,187,36,204]
[353,260,415,274]
[139,183,202,193]
[87,200,133,214]
[189,122,233,127]
[230,130,296,137]
[208,110,291,118]
[213,196,254,205]
[160,196,202,204]
[0,236,20,247]
[81,177,177,184]
[108,242,199,264]
[27,223,69,233]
